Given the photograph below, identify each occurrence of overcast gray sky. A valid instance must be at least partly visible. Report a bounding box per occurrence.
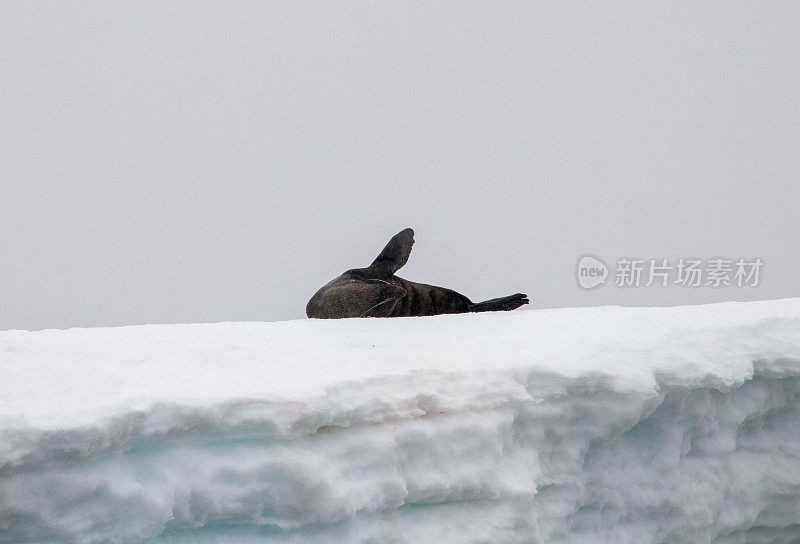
[2,1,799,330]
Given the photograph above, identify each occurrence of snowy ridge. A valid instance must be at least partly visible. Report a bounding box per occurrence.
[2,300,800,543]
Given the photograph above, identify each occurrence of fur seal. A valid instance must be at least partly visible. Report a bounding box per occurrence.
[306,228,529,318]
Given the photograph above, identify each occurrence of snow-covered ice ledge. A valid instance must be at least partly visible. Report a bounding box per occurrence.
[2,299,800,544]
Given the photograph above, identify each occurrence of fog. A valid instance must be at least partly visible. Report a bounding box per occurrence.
[2,2,798,330]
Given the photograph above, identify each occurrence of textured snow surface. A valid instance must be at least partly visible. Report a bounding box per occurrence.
[2,299,800,544]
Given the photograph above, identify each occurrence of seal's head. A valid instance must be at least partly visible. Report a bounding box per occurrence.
[305,273,407,318]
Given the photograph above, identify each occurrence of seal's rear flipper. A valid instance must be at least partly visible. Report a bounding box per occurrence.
[366,228,415,279]
[468,293,529,312]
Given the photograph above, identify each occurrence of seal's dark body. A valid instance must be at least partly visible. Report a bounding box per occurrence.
[306,228,528,319]
[387,276,471,316]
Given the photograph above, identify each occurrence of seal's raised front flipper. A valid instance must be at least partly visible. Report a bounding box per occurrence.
[366,228,415,279]
[468,293,529,313]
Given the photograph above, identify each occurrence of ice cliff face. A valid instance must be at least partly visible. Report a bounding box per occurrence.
[2,300,800,543]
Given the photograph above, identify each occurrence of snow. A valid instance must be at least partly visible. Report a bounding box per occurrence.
[2,299,800,543]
